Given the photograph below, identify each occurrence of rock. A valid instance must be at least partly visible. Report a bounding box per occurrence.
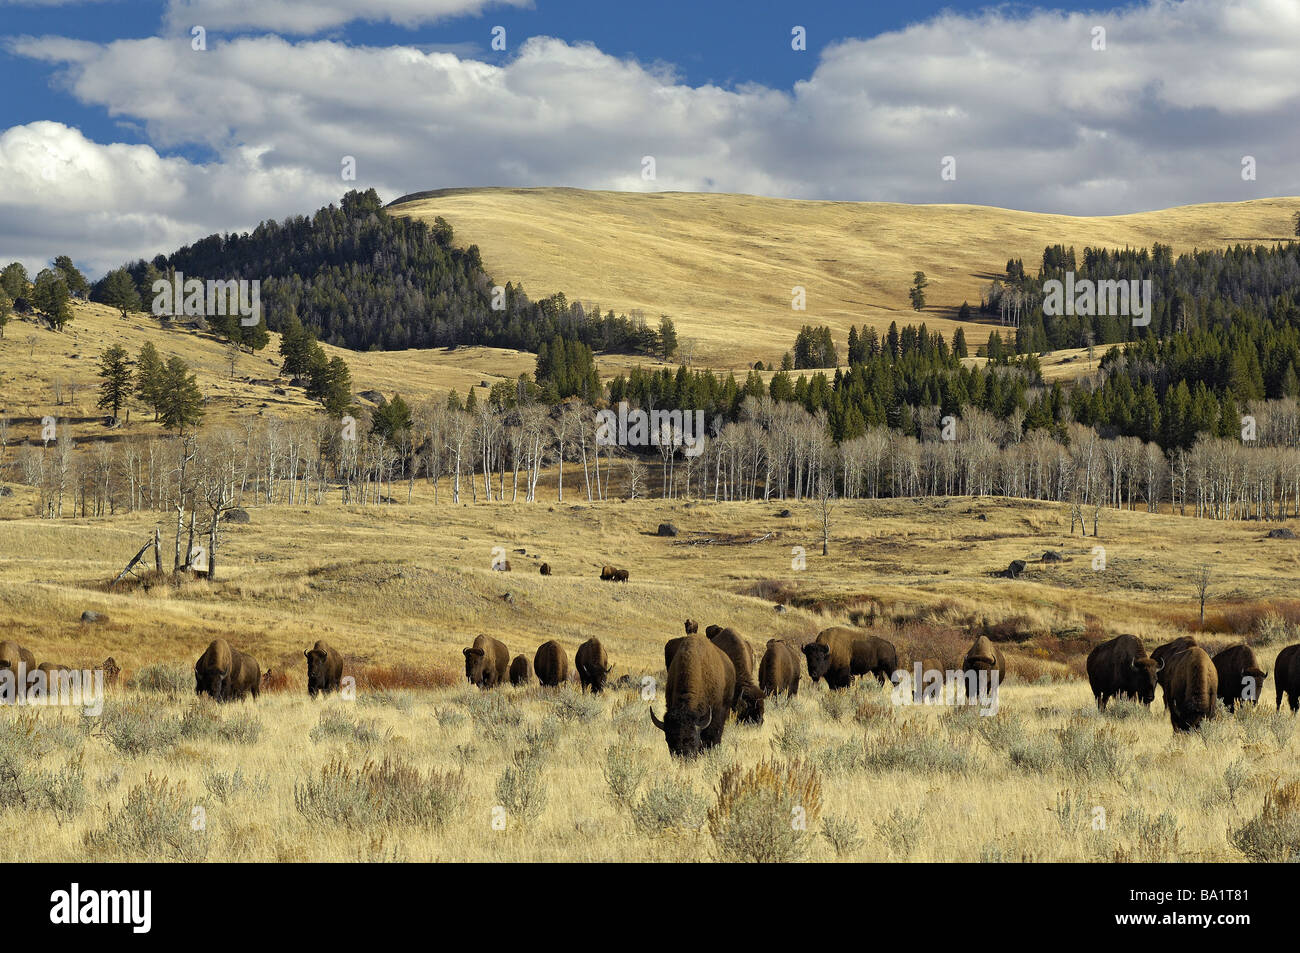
[777,509,792,518]
[656,523,679,537]
[1042,550,1063,562]
[1004,559,1028,579]
[80,610,107,624]
[774,604,787,613]
[225,508,251,524]
[273,387,286,396]
[1267,528,1296,539]
[501,592,514,604]
[0,486,12,497]
[358,390,386,405]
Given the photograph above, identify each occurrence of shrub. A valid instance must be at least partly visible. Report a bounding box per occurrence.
[602,744,649,807]
[84,774,208,861]
[494,748,548,825]
[1056,717,1129,777]
[203,768,269,804]
[96,701,183,757]
[1231,780,1300,861]
[309,709,383,748]
[360,689,415,712]
[708,758,822,863]
[865,721,973,774]
[553,692,602,723]
[294,757,465,828]
[632,779,707,835]
[873,805,926,857]
[467,694,524,743]
[821,813,863,858]
[179,705,263,745]
[128,662,193,695]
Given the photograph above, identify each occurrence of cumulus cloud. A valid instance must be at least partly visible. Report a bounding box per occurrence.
[3,0,1300,274]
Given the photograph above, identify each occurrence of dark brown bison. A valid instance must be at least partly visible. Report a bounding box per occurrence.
[758,639,800,697]
[534,640,570,687]
[1152,636,1199,708]
[195,638,234,700]
[664,636,686,670]
[575,638,614,693]
[802,627,857,689]
[600,565,615,581]
[850,635,899,686]
[463,634,510,689]
[1086,634,1161,709]
[706,626,765,723]
[305,640,344,697]
[1275,644,1300,712]
[612,568,629,582]
[650,635,736,757]
[683,619,699,634]
[961,635,1007,699]
[509,654,532,686]
[1166,646,1218,732]
[539,563,552,576]
[1212,644,1268,712]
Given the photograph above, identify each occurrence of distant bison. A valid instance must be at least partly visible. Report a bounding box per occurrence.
[1274,644,1300,712]
[600,565,615,581]
[850,635,899,687]
[612,568,629,582]
[1152,637,1199,708]
[534,640,570,687]
[759,639,801,697]
[0,640,36,695]
[509,654,532,686]
[1086,634,1161,709]
[539,563,552,576]
[464,634,510,690]
[683,619,699,634]
[1212,644,1268,712]
[305,640,344,697]
[650,635,736,757]
[961,635,1006,698]
[802,627,857,689]
[575,638,614,693]
[706,626,765,723]
[1166,646,1218,732]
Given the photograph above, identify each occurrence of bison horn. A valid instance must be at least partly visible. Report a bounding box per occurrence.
[696,710,712,730]
[649,709,665,731]
[1154,656,1165,673]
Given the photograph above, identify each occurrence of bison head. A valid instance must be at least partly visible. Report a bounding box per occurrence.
[463,647,492,688]
[735,685,767,725]
[803,643,832,682]
[705,624,722,638]
[650,706,712,757]
[305,648,329,695]
[194,664,224,699]
[1130,656,1161,705]
[684,619,699,634]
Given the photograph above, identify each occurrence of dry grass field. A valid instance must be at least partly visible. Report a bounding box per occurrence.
[3,490,1300,861]
[391,188,1300,367]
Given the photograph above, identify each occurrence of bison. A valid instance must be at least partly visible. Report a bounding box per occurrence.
[664,636,687,670]
[1274,644,1300,712]
[600,565,615,581]
[509,654,533,686]
[0,640,36,697]
[463,634,510,690]
[539,563,552,576]
[850,635,899,687]
[758,639,801,697]
[196,639,260,701]
[1152,636,1199,708]
[1165,646,1218,732]
[650,635,736,757]
[612,568,629,582]
[1086,634,1161,709]
[575,638,614,693]
[534,640,570,687]
[305,640,344,697]
[961,635,1006,699]
[706,626,765,723]
[683,619,699,634]
[802,627,857,689]
[1212,644,1268,712]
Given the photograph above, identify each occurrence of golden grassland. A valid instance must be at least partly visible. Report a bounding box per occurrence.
[391,188,1300,367]
[2,491,1300,860]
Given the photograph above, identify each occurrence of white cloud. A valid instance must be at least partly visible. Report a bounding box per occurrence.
[3,0,1300,275]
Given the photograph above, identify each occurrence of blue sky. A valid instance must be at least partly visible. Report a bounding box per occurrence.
[2,0,1298,275]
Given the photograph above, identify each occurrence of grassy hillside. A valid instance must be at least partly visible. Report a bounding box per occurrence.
[390,188,1300,367]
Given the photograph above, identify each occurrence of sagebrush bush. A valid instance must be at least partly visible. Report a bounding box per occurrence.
[494,748,548,825]
[467,694,524,742]
[632,779,707,835]
[128,662,193,695]
[708,758,822,863]
[821,813,863,858]
[308,709,383,748]
[96,701,183,757]
[865,721,973,774]
[294,757,465,828]
[1231,781,1300,861]
[179,704,262,745]
[602,744,648,807]
[85,774,208,861]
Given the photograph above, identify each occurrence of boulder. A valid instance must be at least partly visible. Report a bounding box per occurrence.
[80,610,107,624]
[225,508,251,524]
[1042,550,1063,562]
[1004,559,1028,579]
[1267,528,1296,539]
[656,523,679,537]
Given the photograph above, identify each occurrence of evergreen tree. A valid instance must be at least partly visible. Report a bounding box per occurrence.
[158,356,205,433]
[31,268,73,331]
[371,393,412,445]
[909,271,928,311]
[52,256,89,298]
[0,286,10,339]
[135,342,166,420]
[99,267,142,316]
[96,344,134,419]
[0,262,28,301]
[657,315,678,361]
[953,326,968,358]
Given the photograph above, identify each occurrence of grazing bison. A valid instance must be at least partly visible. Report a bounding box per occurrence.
[850,635,899,687]
[305,640,344,697]
[1166,646,1218,732]
[509,654,532,686]
[229,650,261,700]
[0,640,36,695]
[612,568,629,582]
[575,638,614,693]
[683,619,699,634]
[600,565,615,581]
[1086,634,1161,709]
[539,563,552,576]
[463,634,510,690]
[802,627,857,689]
[706,626,765,723]
[664,636,687,670]
[534,640,570,687]
[1152,636,1199,708]
[1212,644,1268,712]
[962,635,1007,698]
[195,638,234,700]
[650,635,736,757]
[1274,644,1300,712]
[759,639,801,697]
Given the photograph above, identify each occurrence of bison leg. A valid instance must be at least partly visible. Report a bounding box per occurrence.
[1290,691,1299,713]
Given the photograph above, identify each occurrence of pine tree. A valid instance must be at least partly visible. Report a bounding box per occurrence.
[953,326,968,358]
[32,268,73,331]
[0,262,28,301]
[909,271,928,311]
[135,342,166,420]
[96,344,134,419]
[657,315,678,361]
[100,268,142,316]
[158,356,205,433]
[0,286,10,339]
[52,256,89,298]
